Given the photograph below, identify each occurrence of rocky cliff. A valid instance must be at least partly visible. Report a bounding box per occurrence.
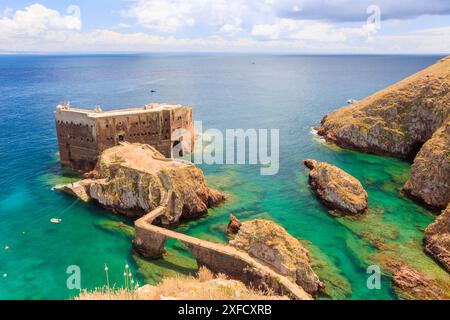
[403,120,450,208]
[229,219,323,295]
[58,143,224,225]
[424,203,450,272]
[318,56,449,160]
[303,159,368,215]
[317,56,450,210]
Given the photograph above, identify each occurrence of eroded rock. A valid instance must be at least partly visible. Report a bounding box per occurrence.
[227,214,242,234]
[403,121,450,208]
[58,143,224,225]
[229,219,323,295]
[424,203,450,272]
[303,159,368,215]
[317,56,450,209]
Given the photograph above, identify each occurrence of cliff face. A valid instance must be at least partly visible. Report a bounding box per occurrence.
[424,204,450,272]
[229,219,323,295]
[60,143,224,225]
[317,56,450,210]
[303,159,368,215]
[318,56,449,160]
[403,120,450,208]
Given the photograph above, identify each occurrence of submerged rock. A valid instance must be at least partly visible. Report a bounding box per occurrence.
[392,264,450,300]
[58,143,224,225]
[229,219,323,295]
[303,159,368,215]
[424,203,450,272]
[226,214,241,234]
[317,56,450,209]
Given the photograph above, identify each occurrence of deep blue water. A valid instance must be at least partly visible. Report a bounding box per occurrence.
[0,54,444,299]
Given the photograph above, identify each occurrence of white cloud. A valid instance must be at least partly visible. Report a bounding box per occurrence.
[121,0,196,32]
[121,0,271,33]
[116,23,131,29]
[0,4,81,41]
[0,3,448,54]
[251,19,373,42]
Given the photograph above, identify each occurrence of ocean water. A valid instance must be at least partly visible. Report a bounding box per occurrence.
[0,54,446,300]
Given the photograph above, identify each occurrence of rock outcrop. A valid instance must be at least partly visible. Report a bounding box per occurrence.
[318,56,449,160]
[317,56,450,209]
[424,203,450,272]
[229,219,323,295]
[403,120,450,208]
[303,159,368,215]
[392,264,450,300]
[226,214,241,234]
[58,143,224,225]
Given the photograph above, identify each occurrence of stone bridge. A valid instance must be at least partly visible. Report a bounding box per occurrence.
[132,207,312,300]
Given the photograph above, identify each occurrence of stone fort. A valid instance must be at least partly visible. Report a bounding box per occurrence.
[55,102,194,171]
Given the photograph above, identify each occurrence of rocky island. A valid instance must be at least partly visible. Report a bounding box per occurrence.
[57,142,224,226]
[303,159,368,215]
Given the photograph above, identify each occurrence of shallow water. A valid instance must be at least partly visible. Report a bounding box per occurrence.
[0,54,445,299]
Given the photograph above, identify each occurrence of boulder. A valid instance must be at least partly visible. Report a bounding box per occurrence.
[229,219,323,295]
[424,203,450,272]
[303,159,368,215]
[227,214,242,234]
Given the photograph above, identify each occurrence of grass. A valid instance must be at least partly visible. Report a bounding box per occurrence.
[77,267,288,300]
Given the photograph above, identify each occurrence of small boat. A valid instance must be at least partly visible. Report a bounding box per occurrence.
[347,98,358,104]
[50,218,62,224]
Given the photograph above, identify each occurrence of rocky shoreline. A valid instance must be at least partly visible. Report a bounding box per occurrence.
[317,56,449,210]
[315,56,450,298]
[59,57,449,301]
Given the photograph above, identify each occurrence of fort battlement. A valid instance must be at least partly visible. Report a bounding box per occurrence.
[55,102,194,171]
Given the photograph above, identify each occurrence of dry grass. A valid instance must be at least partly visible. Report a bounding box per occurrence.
[77,267,288,300]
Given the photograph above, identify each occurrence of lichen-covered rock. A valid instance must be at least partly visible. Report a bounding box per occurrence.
[317,56,450,209]
[303,159,368,215]
[424,203,450,272]
[60,143,224,225]
[403,121,450,208]
[229,219,323,295]
[318,56,449,160]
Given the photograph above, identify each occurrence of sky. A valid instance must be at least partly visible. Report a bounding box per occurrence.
[0,0,449,53]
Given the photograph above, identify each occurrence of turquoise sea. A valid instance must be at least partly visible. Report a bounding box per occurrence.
[0,54,446,299]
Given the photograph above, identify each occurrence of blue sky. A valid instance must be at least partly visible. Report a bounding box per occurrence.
[1,0,449,53]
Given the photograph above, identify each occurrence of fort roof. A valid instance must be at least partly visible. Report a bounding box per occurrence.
[56,103,190,119]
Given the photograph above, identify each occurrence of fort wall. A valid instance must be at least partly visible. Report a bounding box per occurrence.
[55,103,194,171]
